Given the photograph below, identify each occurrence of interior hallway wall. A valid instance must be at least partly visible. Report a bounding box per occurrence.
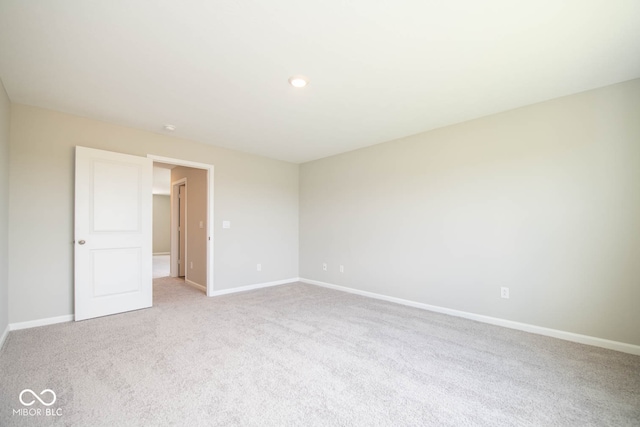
[171,167,207,287]
[153,195,170,254]
[300,79,640,346]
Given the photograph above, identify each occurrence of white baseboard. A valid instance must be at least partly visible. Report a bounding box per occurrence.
[10,314,74,331]
[153,252,170,256]
[300,278,640,356]
[3,278,300,330]
[210,277,300,297]
[0,323,9,352]
[185,279,207,292]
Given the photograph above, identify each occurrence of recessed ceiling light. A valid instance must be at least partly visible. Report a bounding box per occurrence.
[164,124,176,132]
[288,76,308,88]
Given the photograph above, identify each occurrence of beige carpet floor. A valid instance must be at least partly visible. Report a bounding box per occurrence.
[1,278,639,426]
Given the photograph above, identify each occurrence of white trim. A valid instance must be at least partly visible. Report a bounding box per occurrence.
[300,278,640,356]
[0,324,9,351]
[10,315,74,331]
[209,278,299,297]
[185,279,207,293]
[153,252,170,256]
[170,177,187,279]
[148,154,215,297]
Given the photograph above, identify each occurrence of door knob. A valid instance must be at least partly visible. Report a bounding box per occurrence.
[78,240,86,245]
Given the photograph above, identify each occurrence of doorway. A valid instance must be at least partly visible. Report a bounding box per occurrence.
[149,155,215,296]
[75,147,214,321]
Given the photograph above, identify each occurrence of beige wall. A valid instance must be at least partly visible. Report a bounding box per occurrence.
[8,104,299,323]
[153,195,170,254]
[300,79,640,346]
[0,79,10,336]
[171,167,207,287]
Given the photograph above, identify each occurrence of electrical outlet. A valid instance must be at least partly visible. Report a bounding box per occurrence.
[257,264,261,272]
[501,287,509,299]
[322,263,327,271]
[339,265,344,273]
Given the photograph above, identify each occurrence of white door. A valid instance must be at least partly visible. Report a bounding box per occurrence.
[74,146,153,321]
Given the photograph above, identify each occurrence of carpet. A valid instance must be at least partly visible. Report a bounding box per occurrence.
[1,278,638,426]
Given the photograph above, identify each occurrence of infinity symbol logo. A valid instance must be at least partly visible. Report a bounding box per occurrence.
[19,389,57,407]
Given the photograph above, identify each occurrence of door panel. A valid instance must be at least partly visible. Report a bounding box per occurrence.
[92,248,141,296]
[75,146,153,321]
[92,162,141,231]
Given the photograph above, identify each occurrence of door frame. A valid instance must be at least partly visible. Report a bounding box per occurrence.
[172,178,187,279]
[148,154,214,296]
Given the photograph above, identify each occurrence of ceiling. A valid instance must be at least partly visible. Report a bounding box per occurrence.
[1,1,639,164]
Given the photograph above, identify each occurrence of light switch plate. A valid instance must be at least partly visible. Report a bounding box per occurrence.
[222,221,231,229]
